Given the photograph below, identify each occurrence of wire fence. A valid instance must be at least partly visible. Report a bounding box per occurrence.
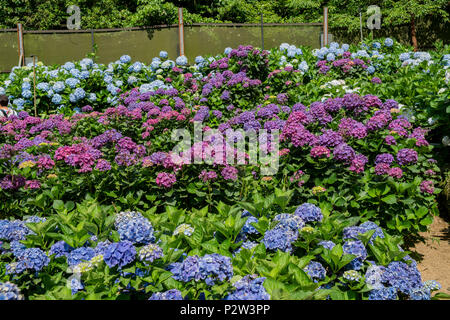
[0,23,324,72]
[0,17,448,73]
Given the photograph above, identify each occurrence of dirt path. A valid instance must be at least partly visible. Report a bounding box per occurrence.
[409,215,450,295]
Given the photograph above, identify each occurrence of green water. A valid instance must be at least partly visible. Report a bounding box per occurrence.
[0,26,322,71]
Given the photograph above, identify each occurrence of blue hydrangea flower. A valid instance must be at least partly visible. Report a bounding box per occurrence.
[87,93,97,102]
[170,254,233,285]
[51,94,62,105]
[0,282,24,300]
[224,47,232,55]
[410,287,431,300]
[36,82,49,92]
[9,247,50,274]
[159,51,168,59]
[48,241,73,258]
[114,211,155,244]
[263,225,298,253]
[127,76,138,85]
[103,75,113,84]
[381,261,422,295]
[149,289,183,300]
[274,213,304,231]
[303,261,326,282]
[94,240,111,256]
[367,66,375,74]
[318,240,335,251]
[195,56,205,64]
[21,82,31,90]
[384,38,394,47]
[67,247,95,266]
[399,52,411,61]
[120,55,131,64]
[241,215,259,235]
[226,275,270,300]
[62,62,75,71]
[368,286,398,300]
[326,53,336,61]
[138,244,163,263]
[13,98,25,108]
[65,78,79,88]
[52,81,65,93]
[294,203,323,223]
[423,280,441,292]
[365,264,386,290]
[103,241,136,269]
[176,55,188,66]
[129,62,143,73]
[1,220,24,241]
[70,277,84,295]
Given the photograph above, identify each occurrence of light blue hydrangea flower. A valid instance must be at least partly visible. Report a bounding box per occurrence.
[120,55,131,64]
[384,38,394,47]
[36,82,49,92]
[176,55,188,66]
[21,90,32,99]
[51,94,62,105]
[65,78,79,89]
[21,82,31,90]
[159,51,168,59]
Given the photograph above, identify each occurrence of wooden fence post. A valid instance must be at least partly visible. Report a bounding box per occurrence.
[178,8,185,56]
[17,23,24,66]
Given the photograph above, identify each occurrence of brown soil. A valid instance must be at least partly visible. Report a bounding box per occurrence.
[409,215,450,295]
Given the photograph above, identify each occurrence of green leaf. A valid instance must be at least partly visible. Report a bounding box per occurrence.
[381,195,397,204]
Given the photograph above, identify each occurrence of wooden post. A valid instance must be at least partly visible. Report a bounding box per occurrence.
[17,23,24,66]
[32,55,37,116]
[323,7,328,46]
[178,7,185,56]
[260,12,264,50]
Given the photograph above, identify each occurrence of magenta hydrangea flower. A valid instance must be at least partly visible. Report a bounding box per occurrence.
[396,149,418,166]
[24,180,41,190]
[349,154,368,174]
[375,163,390,175]
[388,167,403,179]
[156,172,176,188]
[95,159,111,171]
[420,180,434,194]
[385,135,397,145]
[199,170,217,182]
[310,146,331,158]
[371,77,382,84]
[221,166,238,181]
[333,143,356,164]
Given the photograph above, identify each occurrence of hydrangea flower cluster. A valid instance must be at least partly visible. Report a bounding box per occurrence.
[138,244,163,263]
[294,203,323,223]
[226,275,270,300]
[0,282,24,300]
[114,211,155,244]
[149,289,183,300]
[103,241,136,269]
[170,254,233,285]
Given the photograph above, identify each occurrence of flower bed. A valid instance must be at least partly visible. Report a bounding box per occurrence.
[0,38,449,300]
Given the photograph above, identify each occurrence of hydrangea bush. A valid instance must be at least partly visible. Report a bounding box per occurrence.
[0,38,448,300]
[0,197,444,300]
